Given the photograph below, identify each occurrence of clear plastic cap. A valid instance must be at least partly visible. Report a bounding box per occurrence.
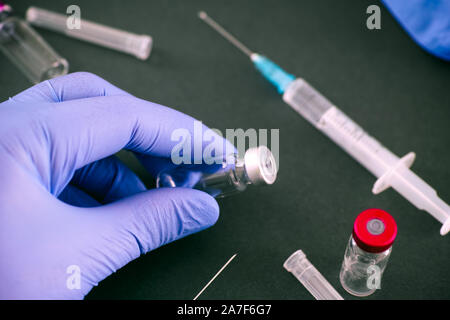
[26,6,152,60]
[284,250,344,300]
[243,146,277,185]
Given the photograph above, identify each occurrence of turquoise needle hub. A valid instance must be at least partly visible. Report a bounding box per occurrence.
[198,11,295,94]
[251,53,296,94]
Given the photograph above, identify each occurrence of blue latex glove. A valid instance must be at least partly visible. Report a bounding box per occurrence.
[0,72,232,299]
[382,0,450,61]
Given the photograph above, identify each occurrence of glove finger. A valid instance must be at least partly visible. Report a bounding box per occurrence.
[80,188,219,276]
[58,184,101,207]
[70,155,146,204]
[10,72,130,104]
[41,94,234,180]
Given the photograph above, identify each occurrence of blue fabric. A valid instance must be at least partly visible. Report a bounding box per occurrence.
[382,0,450,61]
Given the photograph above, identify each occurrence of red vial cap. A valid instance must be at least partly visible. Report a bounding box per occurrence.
[352,208,397,253]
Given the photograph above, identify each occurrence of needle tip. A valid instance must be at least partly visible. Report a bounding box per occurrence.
[198,11,207,20]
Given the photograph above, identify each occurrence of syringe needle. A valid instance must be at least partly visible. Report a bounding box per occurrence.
[199,11,295,93]
[198,11,254,57]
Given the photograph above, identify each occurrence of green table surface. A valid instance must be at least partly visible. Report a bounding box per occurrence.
[1,0,449,300]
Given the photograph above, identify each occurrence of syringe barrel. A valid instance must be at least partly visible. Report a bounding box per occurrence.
[283,78,450,234]
[282,78,333,124]
[26,6,152,60]
[283,78,399,178]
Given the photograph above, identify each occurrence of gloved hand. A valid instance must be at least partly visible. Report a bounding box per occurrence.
[0,72,232,299]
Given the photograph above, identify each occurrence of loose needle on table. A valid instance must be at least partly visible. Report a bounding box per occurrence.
[193,253,238,300]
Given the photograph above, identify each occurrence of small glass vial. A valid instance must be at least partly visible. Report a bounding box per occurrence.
[340,208,397,297]
[156,146,277,198]
[0,2,68,83]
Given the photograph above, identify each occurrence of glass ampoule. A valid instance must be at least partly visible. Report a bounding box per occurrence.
[0,2,68,84]
[156,146,277,198]
[339,208,397,297]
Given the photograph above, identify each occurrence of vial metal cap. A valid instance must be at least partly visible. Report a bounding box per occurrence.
[352,208,397,253]
[243,146,277,185]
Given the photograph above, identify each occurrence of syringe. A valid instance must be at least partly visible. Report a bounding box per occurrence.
[198,11,450,235]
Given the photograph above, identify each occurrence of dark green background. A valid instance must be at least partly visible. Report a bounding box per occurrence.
[1,0,449,299]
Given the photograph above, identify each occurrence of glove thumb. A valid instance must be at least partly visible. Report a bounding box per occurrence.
[76,188,219,291]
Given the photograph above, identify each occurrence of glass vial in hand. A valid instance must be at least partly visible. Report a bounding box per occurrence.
[156,146,277,198]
